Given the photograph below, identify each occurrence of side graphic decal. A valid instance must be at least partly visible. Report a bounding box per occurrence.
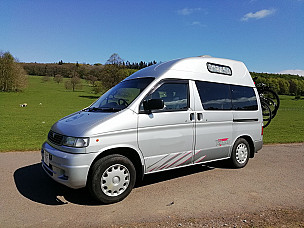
[146,149,209,173]
[216,138,229,147]
[194,149,207,163]
[146,151,192,173]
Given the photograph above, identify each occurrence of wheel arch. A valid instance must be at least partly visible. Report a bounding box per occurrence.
[231,135,255,158]
[87,147,145,186]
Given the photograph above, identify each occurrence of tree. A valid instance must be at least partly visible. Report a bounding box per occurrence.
[65,75,82,92]
[0,51,27,92]
[268,78,279,92]
[277,78,289,95]
[106,53,124,65]
[92,81,104,94]
[87,75,98,86]
[99,64,124,91]
[299,80,304,96]
[77,64,89,78]
[71,76,82,92]
[289,79,299,95]
[54,74,63,84]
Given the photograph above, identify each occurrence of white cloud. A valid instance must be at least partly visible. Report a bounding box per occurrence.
[191,21,206,27]
[278,70,304,76]
[241,9,276,21]
[177,7,202,16]
[192,21,201,25]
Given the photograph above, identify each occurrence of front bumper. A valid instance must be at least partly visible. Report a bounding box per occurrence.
[41,142,97,189]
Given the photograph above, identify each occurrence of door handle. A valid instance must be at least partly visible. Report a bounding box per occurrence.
[197,113,203,121]
[190,113,195,121]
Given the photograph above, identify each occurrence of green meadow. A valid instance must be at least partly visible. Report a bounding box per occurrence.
[263,95,304,144]
[0,76,303,152]
[0,76,97,151]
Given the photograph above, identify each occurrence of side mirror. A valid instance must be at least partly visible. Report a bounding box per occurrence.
[143,99,164,112]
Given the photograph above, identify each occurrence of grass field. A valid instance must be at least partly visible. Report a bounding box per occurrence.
[0,76,97,151]
[0,76,303,152]
[263,95,304,144]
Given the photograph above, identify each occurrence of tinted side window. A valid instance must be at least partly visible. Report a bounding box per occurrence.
[231,85,258,110]
[146,82,189,111]
[195,81,232,110]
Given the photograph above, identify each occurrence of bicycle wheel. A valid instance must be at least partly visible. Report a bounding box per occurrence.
[261,101,272,128]
[260,89,280,118]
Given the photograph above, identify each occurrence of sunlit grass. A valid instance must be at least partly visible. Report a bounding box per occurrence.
[0,76,97,151]
[263,95,304,144]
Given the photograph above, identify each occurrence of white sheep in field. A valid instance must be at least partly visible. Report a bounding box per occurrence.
[20,103,27,107]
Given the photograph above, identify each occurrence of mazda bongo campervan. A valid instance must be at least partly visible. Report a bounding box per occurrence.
[42,56,263,204]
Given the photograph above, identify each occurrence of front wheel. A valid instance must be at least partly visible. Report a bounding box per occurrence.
[229,138,250,168]
[88,154,136,204]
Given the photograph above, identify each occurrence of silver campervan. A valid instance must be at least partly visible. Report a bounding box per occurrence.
[41,56,263,204]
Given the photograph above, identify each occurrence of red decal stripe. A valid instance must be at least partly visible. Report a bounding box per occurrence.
[177,155,193,167]
[218,138,229,142]
[166,151,192,169]
[195,155,207,163]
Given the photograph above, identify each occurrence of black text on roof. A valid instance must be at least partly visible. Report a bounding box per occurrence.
[207,62,232,76]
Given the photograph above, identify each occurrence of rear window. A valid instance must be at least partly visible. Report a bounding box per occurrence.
[195,81,258,111]
[231,85,258,110]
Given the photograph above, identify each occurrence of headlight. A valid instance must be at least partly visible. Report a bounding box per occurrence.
[62,136,89,148]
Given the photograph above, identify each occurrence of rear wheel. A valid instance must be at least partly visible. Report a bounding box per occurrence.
[229,138,250,168]
[88,154,136,204]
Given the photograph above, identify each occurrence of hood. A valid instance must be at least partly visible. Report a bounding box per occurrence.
[51,111,113,137]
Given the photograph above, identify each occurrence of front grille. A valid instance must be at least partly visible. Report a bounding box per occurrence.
[48,130,64,145]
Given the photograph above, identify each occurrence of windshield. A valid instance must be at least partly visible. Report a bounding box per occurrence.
[87,77,154,112]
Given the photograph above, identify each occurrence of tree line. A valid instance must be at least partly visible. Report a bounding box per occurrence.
[251,72,304,97]
[20,53,158,93]
[21,54,157,78]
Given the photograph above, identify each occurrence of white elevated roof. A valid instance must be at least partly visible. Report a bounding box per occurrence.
[126,56,254,87]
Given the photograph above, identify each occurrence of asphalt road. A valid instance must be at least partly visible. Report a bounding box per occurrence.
[0,143,303,227]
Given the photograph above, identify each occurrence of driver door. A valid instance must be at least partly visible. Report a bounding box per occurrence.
[137,80,195,173]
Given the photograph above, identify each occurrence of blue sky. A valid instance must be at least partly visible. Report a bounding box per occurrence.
[1,0,303,74]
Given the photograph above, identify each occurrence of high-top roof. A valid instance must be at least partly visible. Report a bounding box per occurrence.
[125,56,254,87]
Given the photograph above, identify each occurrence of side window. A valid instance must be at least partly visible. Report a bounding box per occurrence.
[146,82,189,111]
[195,81,232,110]
[231,85,258,110]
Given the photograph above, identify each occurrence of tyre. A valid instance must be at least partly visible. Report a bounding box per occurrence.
[88,154,136,204]
[261,101,272,128]
[229,138,250,168]
[260,88,280,119]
